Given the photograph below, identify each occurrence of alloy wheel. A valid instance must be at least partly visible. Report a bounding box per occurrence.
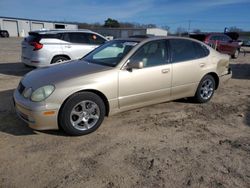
[70,100,100,131]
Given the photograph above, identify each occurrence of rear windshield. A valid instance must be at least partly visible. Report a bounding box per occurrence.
[25,33,62,42]
[25,34,40,43]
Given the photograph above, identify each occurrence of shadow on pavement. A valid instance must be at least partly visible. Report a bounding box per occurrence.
[0,62,33,76]
[0,89,67,136]
[0,89,36,136]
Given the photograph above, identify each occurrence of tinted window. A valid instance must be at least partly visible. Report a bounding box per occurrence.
[26,34,40,43]
[40,33,62,39]
[193,42,210,58]
[210,35,231,42]
[220,35,231,42]
[210,35,220,41]
[86,33,106,45]
[63,33,88,44]
[129,40,168,68]
[169,39,199,63]
[26,33,62,42]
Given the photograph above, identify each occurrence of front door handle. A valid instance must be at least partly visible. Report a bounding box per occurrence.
[65,45,72,48]
[162,69,170,73]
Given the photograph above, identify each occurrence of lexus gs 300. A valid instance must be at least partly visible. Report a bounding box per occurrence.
[14,36,232,135]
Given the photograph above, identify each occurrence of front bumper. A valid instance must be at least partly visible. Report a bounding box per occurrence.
[13,89,59,130]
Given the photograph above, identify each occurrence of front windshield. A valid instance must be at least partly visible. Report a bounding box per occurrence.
[83,40,138,67]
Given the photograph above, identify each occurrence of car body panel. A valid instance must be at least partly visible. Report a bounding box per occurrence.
[118,63,172,109]
[171,58,202,100]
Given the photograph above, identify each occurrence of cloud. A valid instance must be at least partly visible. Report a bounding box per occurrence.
[202,0,250,7]
[64,0,153,22]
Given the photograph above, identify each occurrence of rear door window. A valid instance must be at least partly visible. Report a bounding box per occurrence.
[193,42,210,58]
[63,33,89,44]
[169,39,197,63]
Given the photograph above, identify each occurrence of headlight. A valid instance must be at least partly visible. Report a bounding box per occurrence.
[23,87,32,98]
[31,85,55,102]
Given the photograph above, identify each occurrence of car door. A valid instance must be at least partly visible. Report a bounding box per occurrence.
[118,40,172,110]
[169,39,209,100]
[62,32,97,59]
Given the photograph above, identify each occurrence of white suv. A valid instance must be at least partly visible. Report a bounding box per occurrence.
[21,29,107,67]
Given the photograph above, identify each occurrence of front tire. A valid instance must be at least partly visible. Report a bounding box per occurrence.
[59,92,106,136]
[194,75,215,103]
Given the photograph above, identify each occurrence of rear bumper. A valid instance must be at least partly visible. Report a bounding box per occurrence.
[13,89,59,130]
[219,68,232,84]
[22,56,49,68]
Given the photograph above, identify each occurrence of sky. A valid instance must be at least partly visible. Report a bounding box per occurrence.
[0,0,250,32]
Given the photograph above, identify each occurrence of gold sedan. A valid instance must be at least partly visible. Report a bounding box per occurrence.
[14,36,232,135]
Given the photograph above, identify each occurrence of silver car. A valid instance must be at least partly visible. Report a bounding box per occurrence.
[21,29,107,67]
[14,36,232,136]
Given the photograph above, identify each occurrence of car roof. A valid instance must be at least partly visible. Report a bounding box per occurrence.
[114,36,202,43]
[29,29,93,35]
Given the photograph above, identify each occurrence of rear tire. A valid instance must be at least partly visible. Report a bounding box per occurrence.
[51,56,69,64]
[59,92,106,136]
[194,75,215,103]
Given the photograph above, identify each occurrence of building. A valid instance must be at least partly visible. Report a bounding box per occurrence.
[0,16,78,37]
[91,27,168,39]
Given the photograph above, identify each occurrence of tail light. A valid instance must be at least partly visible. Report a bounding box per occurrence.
[204,37,209,44]
[29,41,43,51]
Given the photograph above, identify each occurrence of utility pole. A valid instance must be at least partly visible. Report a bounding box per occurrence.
[188,20,191,33]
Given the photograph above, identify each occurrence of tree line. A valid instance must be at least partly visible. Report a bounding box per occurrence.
[77,18,245,35]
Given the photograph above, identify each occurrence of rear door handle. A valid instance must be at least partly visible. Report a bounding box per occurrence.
[65,45,72,48]
[162,69,170,73]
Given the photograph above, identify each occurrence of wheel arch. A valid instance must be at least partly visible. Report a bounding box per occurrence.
[58,89,110,120]
[50,54,71,64]
[205,72,219,90]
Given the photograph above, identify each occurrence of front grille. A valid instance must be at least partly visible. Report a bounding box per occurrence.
[18,82,25,94]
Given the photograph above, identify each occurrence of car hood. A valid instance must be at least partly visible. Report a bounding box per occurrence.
[21,60,113,89]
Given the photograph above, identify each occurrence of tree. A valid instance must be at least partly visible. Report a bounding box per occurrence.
[176,27,187,36]
[162,25,170,31]
[104,18,120,28]
[228,26,243,32]
[192,29,201,33]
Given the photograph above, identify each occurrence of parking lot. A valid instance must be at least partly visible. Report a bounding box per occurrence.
[0,37,249,187]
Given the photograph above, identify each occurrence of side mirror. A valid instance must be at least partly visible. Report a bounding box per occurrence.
[126,60,144,71]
